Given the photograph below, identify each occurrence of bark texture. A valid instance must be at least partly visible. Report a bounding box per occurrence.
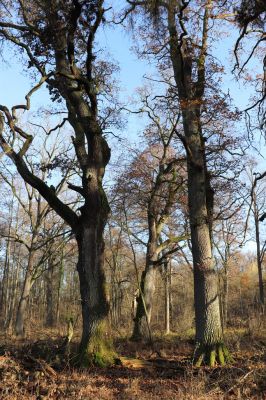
[15,251,34,337]
[164,259,171,335]
[181,99,230,366]
[254,197,265,307]
[132,264,157,341]
[76,220,115,366]
[166,0,230,364]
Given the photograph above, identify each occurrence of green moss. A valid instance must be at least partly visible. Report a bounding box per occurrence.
[193,342,232,367]
[222,344,234,363]
[218,344,225,365]
[209,348,216,367]
[195,352,204,367]
[77,321,117,367]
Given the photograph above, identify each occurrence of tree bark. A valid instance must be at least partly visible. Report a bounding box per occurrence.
[0,197,14,320]
[164,259,171,335]
[5,244,21,332]
[130,157,178,341]
[75,219,115,366]
[45,257,55,327]
[131,264,157,341]
[1,237,11,322]
[164,0,230,365]
[254,198,265,307]
[183,107,228,366]
[0,0,114,365]
[15,249,34,337]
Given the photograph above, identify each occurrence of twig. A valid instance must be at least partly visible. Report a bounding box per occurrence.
[227,369,254,394]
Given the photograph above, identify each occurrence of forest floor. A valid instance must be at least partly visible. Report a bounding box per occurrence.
[0,326,265,400]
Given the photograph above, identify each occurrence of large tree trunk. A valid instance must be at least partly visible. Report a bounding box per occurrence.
[131,216,158,342]
[75,218,115,366]
[183,107,229,366]
[131,264,157,341]
[164,0,231,365]
[164,258,171,335]
[15,250,34,337]
[254,202,265,307]
[0,0,114,366]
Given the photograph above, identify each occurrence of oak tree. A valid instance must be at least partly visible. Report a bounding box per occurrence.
[0,0,116,365]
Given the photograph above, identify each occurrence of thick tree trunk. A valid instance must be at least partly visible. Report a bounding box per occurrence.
[131,264,157,341]
[75,221,115,366]
[254,206,265,307]
[183,108,230,366]
[131,207,159,342]
[15,251,34,337]
[164,0,231,365]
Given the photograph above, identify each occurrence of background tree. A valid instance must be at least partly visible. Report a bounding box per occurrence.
[246,168,266,307]
[0,133,71,336]
[116,90,187,341]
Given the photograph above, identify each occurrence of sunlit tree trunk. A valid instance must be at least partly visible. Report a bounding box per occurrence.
[0,197,14,321]
[165,0,230,365]
[15,248,35,337]
[5,244,21,332]
[183,107,226,365]
[132,212,158,341]
[132,265,157,341]
[253,195,265,307]
[76,214,115,365]
[164,258,171,335]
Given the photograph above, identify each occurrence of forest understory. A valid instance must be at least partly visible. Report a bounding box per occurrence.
[0,326,265,400]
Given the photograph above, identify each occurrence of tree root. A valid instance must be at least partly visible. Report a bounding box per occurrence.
[194,343,233,367]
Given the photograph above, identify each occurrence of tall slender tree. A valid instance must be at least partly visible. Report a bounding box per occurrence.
[124,0,237,365]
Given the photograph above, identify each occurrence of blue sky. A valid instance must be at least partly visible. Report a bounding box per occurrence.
[0,13,264,143]
[0,7,265,255]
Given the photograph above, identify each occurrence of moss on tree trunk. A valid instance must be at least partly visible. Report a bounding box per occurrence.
[131,266,156,342]
[75,225,116,367]
[194,343,233,367]
[76,321,117,367]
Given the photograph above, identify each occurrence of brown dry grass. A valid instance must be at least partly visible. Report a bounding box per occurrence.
[0,327,265,400]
